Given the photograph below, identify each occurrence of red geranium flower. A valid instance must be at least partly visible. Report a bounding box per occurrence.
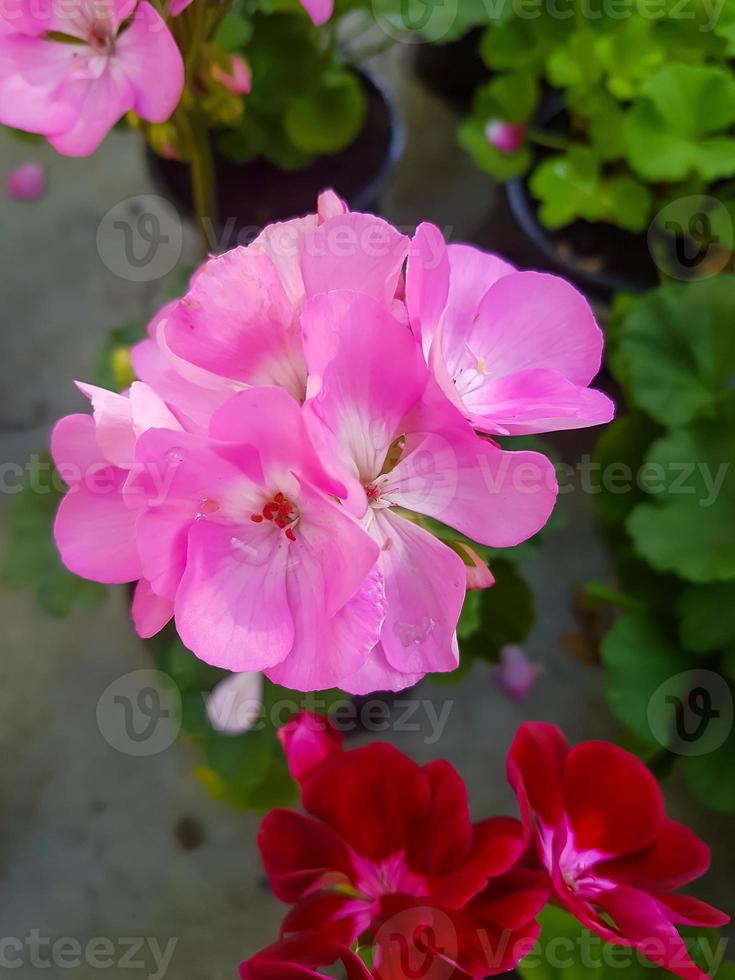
[256,712,548,979]
[507,722,730,980]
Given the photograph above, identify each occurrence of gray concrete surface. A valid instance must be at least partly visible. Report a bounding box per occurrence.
[0,50,731,980]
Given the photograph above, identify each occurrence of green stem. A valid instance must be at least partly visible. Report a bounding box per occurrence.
[177,107,217,254]
[527,127,572,152]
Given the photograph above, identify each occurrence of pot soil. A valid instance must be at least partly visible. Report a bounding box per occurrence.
[147,71,403,250]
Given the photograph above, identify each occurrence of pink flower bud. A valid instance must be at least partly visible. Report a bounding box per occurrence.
[493,644,540,701]
[212,54,252,96]
[6,162,46,201]
[485,119,527,155]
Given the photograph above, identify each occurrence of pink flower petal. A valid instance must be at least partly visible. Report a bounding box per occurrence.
[116,2,184,123]
[174,519,294,672]
[165,249,306,399]
[5,161,46,201]
[493,645,540,701]
[51,414,141,583]
[372,510,464,677]
[131,577,173,638]
[298,0,334,25]
[301,213,409,306]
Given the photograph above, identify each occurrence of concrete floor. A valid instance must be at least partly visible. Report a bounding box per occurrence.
[0,50,732,980]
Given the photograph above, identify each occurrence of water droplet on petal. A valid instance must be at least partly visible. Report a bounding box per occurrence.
[197,497,220,519]
[393,616,437,647]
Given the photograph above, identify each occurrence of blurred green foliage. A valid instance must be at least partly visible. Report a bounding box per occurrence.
[591,276,735,811]
[211,1,370,169]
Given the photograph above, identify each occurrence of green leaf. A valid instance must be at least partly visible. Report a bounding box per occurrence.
[284,71,366,155]
[213,10,253,52]
[624,65,735,181]
[592,414,662,525]
[615,276,735,427]
[677,582,735,653]
[627,422,735,582]
[686,722,735,811]
[529,147,651,230]
[530,147,602,228]
[601,612,686,742]
[2,452,107,617]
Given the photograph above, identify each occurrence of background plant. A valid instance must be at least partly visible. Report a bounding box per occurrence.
[459,0,735,240]
[586,274,735,812]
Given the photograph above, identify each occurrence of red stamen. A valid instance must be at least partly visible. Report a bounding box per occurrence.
[285,528,296,543]
[250,514,264,523]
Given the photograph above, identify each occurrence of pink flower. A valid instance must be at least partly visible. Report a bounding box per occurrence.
[485,119,527,155]
[51,196,602,695]
[508,723,730,980]
[301,290,557,692]
[127,387,383,687]
[493,645,540,701]
[5,161,46,200]
[406,224,615,436]
[162,206,407,406]
[0,0,184,156]
[299,0,333,25]
[212,53,251,96]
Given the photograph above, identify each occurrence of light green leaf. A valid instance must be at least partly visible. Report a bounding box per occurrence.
[284,71,366,155]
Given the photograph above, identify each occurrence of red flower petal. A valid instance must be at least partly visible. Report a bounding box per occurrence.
[429,817,527,909]
[469,867,550,930]
[563,741,663,854]
[507,722,568,828]
[414,759,473,876]
[259,809,356,902]
[597,819,711,890]
[653,892,730,928]
[279,711,343,788]
[591,885,715,980]
[302,743,432,863]
[241,937,372,980]
[281,891,364,944]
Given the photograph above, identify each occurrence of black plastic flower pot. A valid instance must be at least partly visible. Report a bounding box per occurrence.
[505,93,660,301]
[147,70,404,250]
[506,178,660,301]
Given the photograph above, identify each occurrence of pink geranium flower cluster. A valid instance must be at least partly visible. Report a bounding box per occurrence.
[51,192,613,693]
[0,0,333,157]
[0,0,184,156]
[240,714,728,980]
